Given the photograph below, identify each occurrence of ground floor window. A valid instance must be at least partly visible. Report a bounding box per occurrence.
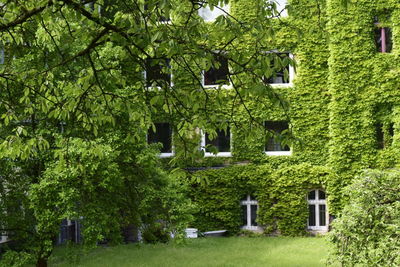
[241,195,259,231]
[307,189,328,231]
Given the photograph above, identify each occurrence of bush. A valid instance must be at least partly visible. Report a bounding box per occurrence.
[328,169,400,266]
[142,223,170,244]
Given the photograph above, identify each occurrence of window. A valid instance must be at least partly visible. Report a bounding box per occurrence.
[374,17,392,53]
[264,53,293,85]
[147,123,173,157]
[145,58,171,88]
[375,122,394,149]
[241,195,259,231]
[198,3,229,22]
[201,127,231,157]
[203,55,229,86]
[265,121,291,156]
[307,190,328,231]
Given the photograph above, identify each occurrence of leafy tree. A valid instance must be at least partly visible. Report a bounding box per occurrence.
[0,0,291,266]
[328,169,400,266]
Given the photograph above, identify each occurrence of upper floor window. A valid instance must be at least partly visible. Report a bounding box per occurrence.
[147,122,173,157]
[265,121,291,156]
[241,195,260,231]
[374,16,392,53]
[375,122,394,149]
[201,127,231,157]
[307,189,328,231]
[264,53,293,86]
[375,27,392,53]
[198,3,229,22]
[145,58,171,88]
[203,54,229,86]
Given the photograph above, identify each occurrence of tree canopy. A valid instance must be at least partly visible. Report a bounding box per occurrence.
[0,1,291,266]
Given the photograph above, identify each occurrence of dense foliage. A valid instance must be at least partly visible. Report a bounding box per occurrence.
[328,169,400,266]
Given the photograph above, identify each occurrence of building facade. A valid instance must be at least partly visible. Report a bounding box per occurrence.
[144,0,400,235]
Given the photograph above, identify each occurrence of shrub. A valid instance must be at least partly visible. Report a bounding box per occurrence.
[328,169,400,266]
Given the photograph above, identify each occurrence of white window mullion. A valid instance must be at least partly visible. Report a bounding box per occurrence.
[247,195,251,228]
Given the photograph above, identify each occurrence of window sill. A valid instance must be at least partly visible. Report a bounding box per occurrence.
[159,153,174,158]
[307,226,328,232]
[203,84,232,90]
[269,83,293,88]
[241,226,262,231]
[204,152,232,157]
[265,151,292,156]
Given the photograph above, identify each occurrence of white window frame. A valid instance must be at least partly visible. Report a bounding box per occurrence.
[147,123,175,158]
[264,121,292,156]
[267,53,295,88]
[241,195,261,231]
[198,3,230,22]
[201,129,232,157]
[307,189,328,232]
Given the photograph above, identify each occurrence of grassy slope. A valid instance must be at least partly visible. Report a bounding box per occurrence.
[50,237,329,267]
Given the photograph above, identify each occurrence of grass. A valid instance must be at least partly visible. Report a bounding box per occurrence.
[49,236,329,267]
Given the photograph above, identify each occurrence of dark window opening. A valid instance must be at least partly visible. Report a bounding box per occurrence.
[265,121,290,151]
[250,205,258,226]
[205,127,230,152]
[148,123,172,153]
[241,205,247,226]
[319,205,326,226]
[308,190,316,200]
[318,190,326,200]
[376,122,394,149]
[145,58,171,87]
[308,204,316,227]
[376,123,384,149]
[204,55,229,86]
[265,53,290,84]
[375,27,392,53]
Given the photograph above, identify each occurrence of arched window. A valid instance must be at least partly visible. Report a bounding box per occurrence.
[307,189,328,231]
[240,195,260,231]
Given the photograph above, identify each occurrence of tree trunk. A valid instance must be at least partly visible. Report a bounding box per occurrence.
[36,257,48,267]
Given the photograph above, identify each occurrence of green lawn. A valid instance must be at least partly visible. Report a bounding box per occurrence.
[49,236,329,267]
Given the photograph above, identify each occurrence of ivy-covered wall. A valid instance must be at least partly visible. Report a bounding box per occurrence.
[152,0,400,235]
